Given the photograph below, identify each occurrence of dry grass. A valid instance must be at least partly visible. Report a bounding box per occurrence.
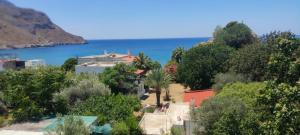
[141,83,186,106]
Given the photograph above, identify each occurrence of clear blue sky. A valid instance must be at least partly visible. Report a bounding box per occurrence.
[9,0,300,39]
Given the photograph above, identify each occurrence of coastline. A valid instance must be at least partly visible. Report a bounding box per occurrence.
[0,41,88,50]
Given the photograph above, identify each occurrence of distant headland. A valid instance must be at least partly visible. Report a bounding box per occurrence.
[0,0,86,49]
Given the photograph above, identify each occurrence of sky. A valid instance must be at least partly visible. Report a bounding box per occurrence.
[9,0,300,39]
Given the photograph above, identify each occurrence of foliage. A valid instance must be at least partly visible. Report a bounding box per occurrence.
[171,47,186,63]
[100,63,137,94]
[170,126,184,135]
[261,31,296,46]
[112,121,130,135]
[228,44,271,81]
[164,61,178,81]
[1,67,68,121]
[71,94,140,123]
[145,69,172,106]
[213,21,256,48]
[217,82,265,107]
[133,52,160,71]
[53,115,90,135]
[267,38,300,85]
[61,58,78,72]
[192,96,247,135]
[57,74,111,106]
[177,44,234,89]
[71,94,141,134]
[212,72,249,93]
[257,82,300,135]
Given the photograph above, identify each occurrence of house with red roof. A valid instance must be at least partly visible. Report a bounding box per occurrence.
[183,89,214,107]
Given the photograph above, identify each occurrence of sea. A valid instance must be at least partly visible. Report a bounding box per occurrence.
[0,38,209,66]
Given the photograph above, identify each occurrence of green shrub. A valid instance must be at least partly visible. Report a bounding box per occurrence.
[212,72,248,93]
[112,121,130,135]
[177,44,234,89]
[57,74,111,105]
[53,115,90,135]
[61,58,78,72]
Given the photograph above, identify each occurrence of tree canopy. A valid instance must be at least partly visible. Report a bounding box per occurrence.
[213,21,256,48]
[61,58,78,72]
[177,44,234,89]
[100,63,137,94]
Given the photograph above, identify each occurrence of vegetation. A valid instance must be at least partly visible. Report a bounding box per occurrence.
[71,94,142,134]
[177,44,234,89]
[213,21,257,48]
[133,52,160,72]
[171,47,186,63]
[228,43,271,81]
[257,82,300,134]
[212,72,249,93]
[145,69,172,106]
[100,63,137,94]
[1,67,68,122]
[61,58,78,72]
[56,74,111,106]
[52,115,90,135]
[189,21,300,135]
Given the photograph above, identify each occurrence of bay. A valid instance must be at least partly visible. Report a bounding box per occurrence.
[0,38,209,66]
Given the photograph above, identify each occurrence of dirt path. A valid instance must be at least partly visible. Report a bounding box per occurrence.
[141,83,187,106]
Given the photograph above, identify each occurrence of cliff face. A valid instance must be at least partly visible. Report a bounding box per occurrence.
[0,0,86,49]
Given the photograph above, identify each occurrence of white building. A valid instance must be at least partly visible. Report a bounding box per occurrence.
[25,59,46,68]
[75,52,135,74]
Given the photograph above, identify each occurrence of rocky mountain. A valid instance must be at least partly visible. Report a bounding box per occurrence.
[0,0,86,49]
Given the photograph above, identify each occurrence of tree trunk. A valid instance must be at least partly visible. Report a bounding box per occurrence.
[156,89,161,107]
[165,89,170,101]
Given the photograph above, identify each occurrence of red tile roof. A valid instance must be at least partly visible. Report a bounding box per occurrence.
[183,89,214,107]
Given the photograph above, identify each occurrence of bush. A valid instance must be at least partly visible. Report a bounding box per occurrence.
[217,82,265,107]
[212,72,249,93]
[228,44,271,81]
[171,126,184,135]
[213,21,257,48]
[112,121,130,135]
[52,115,90,135]
[192,96,246,135]
[177,44,234,89]
[71,94,140,123]
[57,74,111,105]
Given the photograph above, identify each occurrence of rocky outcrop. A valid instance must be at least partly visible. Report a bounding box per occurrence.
[0,0,86,49]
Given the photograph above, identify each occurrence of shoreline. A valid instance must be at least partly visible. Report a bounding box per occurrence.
[0,41,88,50]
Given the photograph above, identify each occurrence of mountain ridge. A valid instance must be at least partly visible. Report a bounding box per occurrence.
[0,0,86,49]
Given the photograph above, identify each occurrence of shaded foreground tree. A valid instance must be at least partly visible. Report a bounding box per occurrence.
[177,44,234,90]
[145,69,172,106]
[257,82,300,135]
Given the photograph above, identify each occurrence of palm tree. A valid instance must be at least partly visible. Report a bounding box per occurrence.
[133,52,152,71]
[145,69,172,106]
[171,47,185,63]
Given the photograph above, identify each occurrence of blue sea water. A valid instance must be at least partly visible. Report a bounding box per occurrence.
[0,38,209,66]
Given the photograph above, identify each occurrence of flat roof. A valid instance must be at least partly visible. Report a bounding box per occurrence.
[183,89,214,107]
